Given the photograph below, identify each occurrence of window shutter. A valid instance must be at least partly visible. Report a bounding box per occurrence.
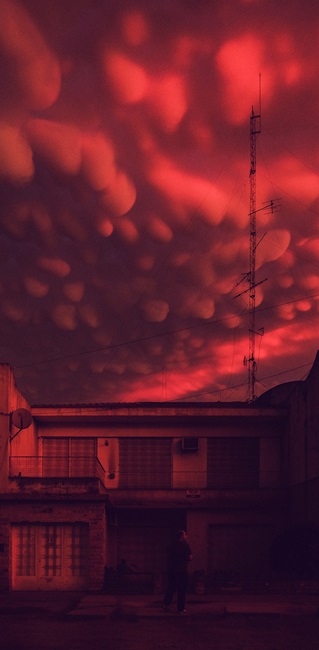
[43,438,69,477]
[119,438,172,488]
[207,437,259,488]
[70,438,96,476]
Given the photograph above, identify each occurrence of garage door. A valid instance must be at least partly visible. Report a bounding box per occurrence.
[208,525,273,584]
[12,523,89,590]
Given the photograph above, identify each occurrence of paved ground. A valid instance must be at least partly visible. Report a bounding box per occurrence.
[1,594,319,650]
[0,590,318,617]
[69,592,319,618]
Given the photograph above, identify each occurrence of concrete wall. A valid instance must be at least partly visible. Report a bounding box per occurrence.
[173,437,207,488]
[0,365,36,491]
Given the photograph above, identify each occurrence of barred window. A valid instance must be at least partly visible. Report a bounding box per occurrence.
[207,437,260,489]
[42,438,96,477]
[119,438,172,488]
[13,523,89,579]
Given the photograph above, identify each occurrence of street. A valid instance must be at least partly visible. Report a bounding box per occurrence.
[2,610,319,650]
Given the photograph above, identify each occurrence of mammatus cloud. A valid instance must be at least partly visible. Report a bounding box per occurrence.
[0,0,319,404]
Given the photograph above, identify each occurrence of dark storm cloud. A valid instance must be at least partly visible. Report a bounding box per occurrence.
[0,0,319,403]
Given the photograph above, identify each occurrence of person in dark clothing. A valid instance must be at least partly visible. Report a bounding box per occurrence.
[163,530,193,613]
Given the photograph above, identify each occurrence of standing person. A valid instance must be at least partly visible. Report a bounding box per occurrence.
[163,530,193,613]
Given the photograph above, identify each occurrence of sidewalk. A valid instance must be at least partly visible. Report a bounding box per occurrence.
[0,592,318,617]
[69,593,319,618]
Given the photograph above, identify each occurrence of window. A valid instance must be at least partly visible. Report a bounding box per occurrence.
[15,525,36,576]
[119,438,172,488]
[41,524,62,576]
[42,438,96,477]
[207,437,260,489]
[12,523,89,588]
[66,524,89,577]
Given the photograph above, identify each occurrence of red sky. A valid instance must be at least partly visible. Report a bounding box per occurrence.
[1,0,319,404]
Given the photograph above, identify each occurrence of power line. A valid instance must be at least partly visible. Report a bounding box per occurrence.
[14,291,319,370]
[172,362,313,402]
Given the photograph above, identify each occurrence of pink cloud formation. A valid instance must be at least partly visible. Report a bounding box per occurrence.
[0,0,319,405]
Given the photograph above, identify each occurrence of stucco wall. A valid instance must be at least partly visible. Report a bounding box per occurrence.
[0,365,36,491]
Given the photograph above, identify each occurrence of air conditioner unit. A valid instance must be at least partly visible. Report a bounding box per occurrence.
[181,437,199,452]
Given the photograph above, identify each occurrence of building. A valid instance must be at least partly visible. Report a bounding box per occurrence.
[0,354,319,593]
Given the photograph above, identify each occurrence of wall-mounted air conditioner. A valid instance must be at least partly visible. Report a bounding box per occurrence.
[181,437,199,452]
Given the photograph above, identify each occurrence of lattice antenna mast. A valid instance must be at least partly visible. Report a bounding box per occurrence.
[234,98,279,400]
[248,106,261,402]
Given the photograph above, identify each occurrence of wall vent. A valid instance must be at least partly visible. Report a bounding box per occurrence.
[186,489,201,498]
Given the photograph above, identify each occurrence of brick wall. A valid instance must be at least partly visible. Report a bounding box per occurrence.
[0,498,107,592]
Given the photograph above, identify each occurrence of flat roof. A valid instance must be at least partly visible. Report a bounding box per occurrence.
[31,401,287,424]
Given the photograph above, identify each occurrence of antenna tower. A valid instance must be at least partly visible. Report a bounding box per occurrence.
[234,99,279,401]
[248,106,261,402]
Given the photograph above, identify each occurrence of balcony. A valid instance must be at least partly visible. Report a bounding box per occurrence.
[9,456,105,483]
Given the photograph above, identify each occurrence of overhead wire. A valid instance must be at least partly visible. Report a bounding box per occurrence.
[14,291,319,369]
[258,138,319,348]
[247,125,319,393]
[171,361,313,402]
[70,149,246,398]
[13,120,319,401]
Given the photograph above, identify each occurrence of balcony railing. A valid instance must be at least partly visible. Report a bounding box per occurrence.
[9,456,105,483]
[9,458,281,490]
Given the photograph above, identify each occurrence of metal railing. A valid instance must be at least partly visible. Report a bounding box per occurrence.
[9,456,105,482]
[9,458,281,489]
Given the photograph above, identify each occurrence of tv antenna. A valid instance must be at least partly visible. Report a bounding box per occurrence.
[234,94,280,402]
[247,104,261,402]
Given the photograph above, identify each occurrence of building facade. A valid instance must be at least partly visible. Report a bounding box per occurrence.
[0,355,318,593]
